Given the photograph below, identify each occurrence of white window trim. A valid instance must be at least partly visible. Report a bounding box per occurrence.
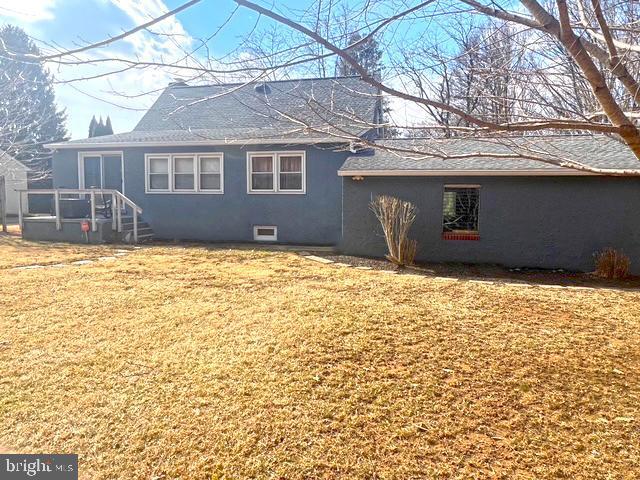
[147,155,171,193]
[253,225,278,241]
[198,155,224,192]
[77,151,125,194]
[246,151,306,194]
[144,153,224,194]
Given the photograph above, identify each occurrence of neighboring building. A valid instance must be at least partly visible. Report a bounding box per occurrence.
[44,76,640,273]
[0,151,28,215]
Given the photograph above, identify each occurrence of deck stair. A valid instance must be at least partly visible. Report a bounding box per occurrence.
[16,188,149,244]
[120,216,155,243]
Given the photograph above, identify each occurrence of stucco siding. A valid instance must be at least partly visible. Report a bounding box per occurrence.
[53,145,347,245]
[340,175,640,273]
[52,149,80,189]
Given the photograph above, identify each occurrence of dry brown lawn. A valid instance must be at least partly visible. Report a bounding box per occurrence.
[0,231,120,269]
[0,243,639,479]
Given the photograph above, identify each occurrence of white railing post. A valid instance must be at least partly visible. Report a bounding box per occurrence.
[54,189,62,231]
[133,210,138,243]
[111,192,117,231]
[90,190,97,232]
[117,196,122,232]
[17,190,23,232]
[15,188,143,243]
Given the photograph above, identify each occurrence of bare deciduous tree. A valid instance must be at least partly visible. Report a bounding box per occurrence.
[3,0,640,174]
[370,195,418,267]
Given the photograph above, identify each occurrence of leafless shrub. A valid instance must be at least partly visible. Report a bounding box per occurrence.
[369,195,417,267]
[594,248,631,279]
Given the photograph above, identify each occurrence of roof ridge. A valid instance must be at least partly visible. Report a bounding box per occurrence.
[167,75,364,89]
[381,134,608,141]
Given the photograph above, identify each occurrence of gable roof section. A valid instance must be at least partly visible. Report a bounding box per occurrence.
[339,136,640,176]
[135,76,379,134]
[47,76,380,149]
[0,150,29,174]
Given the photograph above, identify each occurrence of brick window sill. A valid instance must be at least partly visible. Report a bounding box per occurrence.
[442,232,480,241]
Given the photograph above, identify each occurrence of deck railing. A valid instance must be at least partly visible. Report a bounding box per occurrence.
[16,188,143,243]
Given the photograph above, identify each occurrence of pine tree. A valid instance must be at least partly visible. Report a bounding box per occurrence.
[97,117,105,137]
[88,116,98,138]
[88,115,114,137]
[104,116,113,135]
[0,25,67,180]
[336,32,383,78]
[336,32,397,137]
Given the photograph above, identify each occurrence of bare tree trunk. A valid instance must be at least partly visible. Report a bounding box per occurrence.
[551,0,640,158]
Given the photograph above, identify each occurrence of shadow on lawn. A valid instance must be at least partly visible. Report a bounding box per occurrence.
[320,254,640,290]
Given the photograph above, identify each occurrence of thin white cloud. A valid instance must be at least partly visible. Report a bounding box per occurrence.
[0,0,56,23]
[45,0,202,138]
[112,0,194,59]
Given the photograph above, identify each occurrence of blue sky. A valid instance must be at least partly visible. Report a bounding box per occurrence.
[0,0,320,138]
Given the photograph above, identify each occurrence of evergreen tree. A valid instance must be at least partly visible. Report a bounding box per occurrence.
[0,25,67,179]
[336,32,383,78]
[88,116,98,138]
[97,117,105,137]
[88,115,114,137]
[336,32,397,137]
[104,116,113,135]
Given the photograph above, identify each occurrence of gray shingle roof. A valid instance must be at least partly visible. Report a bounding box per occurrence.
[49,76,380,148]
[135,76,379,135]
[339,136,640,174]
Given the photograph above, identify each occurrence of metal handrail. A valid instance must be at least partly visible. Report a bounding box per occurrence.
[16,188,143,243]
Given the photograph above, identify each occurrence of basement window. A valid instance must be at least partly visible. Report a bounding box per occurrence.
[253,226,277,242]
[442,185,480,240]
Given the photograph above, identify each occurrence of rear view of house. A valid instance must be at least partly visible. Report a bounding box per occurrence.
[33,76,640,273]
[42,77,380,246]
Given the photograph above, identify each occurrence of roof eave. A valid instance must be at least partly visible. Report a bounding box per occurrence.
[45,137,346,150]
[338,169,602,177]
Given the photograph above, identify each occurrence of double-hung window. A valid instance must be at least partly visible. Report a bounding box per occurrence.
[199,156,222,191]
[173,156,195,190]
[248,152,305,193]
[279,154,303,191]
[442,185,480,240]
[250,155,275,191]
[147,156,170,191]
[146,153,224,193]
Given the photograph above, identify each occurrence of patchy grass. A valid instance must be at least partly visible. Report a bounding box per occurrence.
[0,233,120,269]
[0,245,639,479]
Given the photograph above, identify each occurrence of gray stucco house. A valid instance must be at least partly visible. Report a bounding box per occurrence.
[43,76,640,273]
